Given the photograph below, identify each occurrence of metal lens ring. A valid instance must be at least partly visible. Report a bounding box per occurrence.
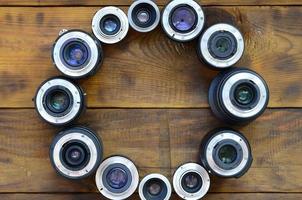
[35,77,84,126]
[92,6,129,44]
[139,174,172,200]
[50,127,103,179]
[95,156,139,200]
[199,23,244,68]
[221,70,269,119]
[128,0,160,32]
[173,163,210,200]
[52,30,101,78]
[161,0,205,42]
[202,129,252,177]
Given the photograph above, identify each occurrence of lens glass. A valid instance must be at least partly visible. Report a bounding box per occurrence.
[63,41,89,67]
[146,179,162,196]
[106,167,128,189]
[234,83,255,105]
[171,6,196,32]
[216,37,230,53]
[218,145,237,164]
[101,15,121,35]
[137,10,150,24]
[62,141,89,169]
[47,90,70,113]
[181,172,202,193]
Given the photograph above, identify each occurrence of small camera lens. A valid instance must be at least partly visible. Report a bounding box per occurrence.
[161,0,205,42]
[208,68,269,124]
[200,128,253,178]
[52,30,102,78]
[92,6,129,44]
[198,23,244,69]
[96,156,139,200]
[128,0,160,33]
[50,126,103,180]
[34,77,84,126]
[173,163,210,200]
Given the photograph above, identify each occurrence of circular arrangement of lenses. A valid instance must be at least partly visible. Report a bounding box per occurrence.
[200,128,253,178]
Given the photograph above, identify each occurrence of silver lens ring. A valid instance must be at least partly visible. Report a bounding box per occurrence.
[92,6,129,44]
[221,72,268,118]
[35,78,83,125]
[205,132,250,177]
[173,163,210,200]
[139,173,172,200]
[95,156,139,200]
[199,23,244,68]
[52,30,101,78]
[51,131,100,179]
[128,0,160,32]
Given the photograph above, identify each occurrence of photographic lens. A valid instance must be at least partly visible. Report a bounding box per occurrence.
[234,83,255,105]
[106,167,128,189]
[101,15,121,35]
[171,6,196,32]
[63,41,89,67]
[218,145,237,164]
[46,89,70,113]
[200,128,253,178]
[181,172,202,193]
[62,141,88,168]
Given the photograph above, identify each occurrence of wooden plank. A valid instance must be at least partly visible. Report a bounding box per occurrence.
[0,109,301,192]
[1,193,302,200]
[168,109,302,192]
[0,0,301,6]
[0,6,301,108]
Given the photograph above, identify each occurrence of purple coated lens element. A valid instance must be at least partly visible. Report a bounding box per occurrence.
[63,41,89,67]
[106,167,128,189]
[171,6,196,32]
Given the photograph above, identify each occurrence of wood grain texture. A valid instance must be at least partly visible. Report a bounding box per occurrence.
[1,193,302,200]
[0,6,301,108]
[0,0,301,6]
[0,109,301,193]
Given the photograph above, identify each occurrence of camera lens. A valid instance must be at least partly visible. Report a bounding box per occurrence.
[92,6,129,44]
[198,23,244,69]
[139,174,172,200]
[208,68,269,124]
[34,77,84,126]
[173,163,210,200]
[52,30,103,78]
[128,0,160,32]
[50,126,103,179]
[161,0,205,42]
[200,128,253,178]
[96,156,139,200]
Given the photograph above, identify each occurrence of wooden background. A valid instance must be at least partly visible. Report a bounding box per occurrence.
[0,0,301,199]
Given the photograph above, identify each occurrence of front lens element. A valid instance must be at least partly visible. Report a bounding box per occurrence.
[137,10,150,24]
[218,145,237,164]
[106,167,128,189]
[216,37,231,53]
[234,83,255,105]
[62,142,89,168]
[147,180,162,196]
[101,15,121,35]
[181,172,202,193]
[171,6,196,32]
[63,41,89,67]
[47,90,70,113]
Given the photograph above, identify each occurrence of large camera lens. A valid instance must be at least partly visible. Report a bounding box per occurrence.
[161,0,205,42]
[128,0,160,32]
[139,174,172,200]
[34,77,84,126]
[173,163,210,200]
[198,23,244,69]
[200,128,253,178]
[92,6,129,44]
[208,68,269,124]
[52,30,103,78]
[95,156,139,200]
[50,126,103,179]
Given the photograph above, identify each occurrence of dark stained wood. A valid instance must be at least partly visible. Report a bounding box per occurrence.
[0,6,301,108]
[1,193,302,200]
[0,109,301,193]
[0,0,301,6]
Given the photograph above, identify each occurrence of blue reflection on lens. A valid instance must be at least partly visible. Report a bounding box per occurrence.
[63,42,89,67]
[106,168,128,189]
[171,6,196,32]
[104,19,118,33]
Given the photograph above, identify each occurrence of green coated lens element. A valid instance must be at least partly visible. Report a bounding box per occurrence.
[234,83,255,105]
[218,145,237,164]
[50,91,69,111]
[216,37,230,53]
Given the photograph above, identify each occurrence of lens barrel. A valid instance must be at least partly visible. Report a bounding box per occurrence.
[95,156,139,200]
[49,126,103,179]
[161,0,205,42]
[34,77,85,126]
[200,128,253,178]
[92,6,129,44]
[208,67,269,124]
[197,23,244,69]
[52,29,103,78]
